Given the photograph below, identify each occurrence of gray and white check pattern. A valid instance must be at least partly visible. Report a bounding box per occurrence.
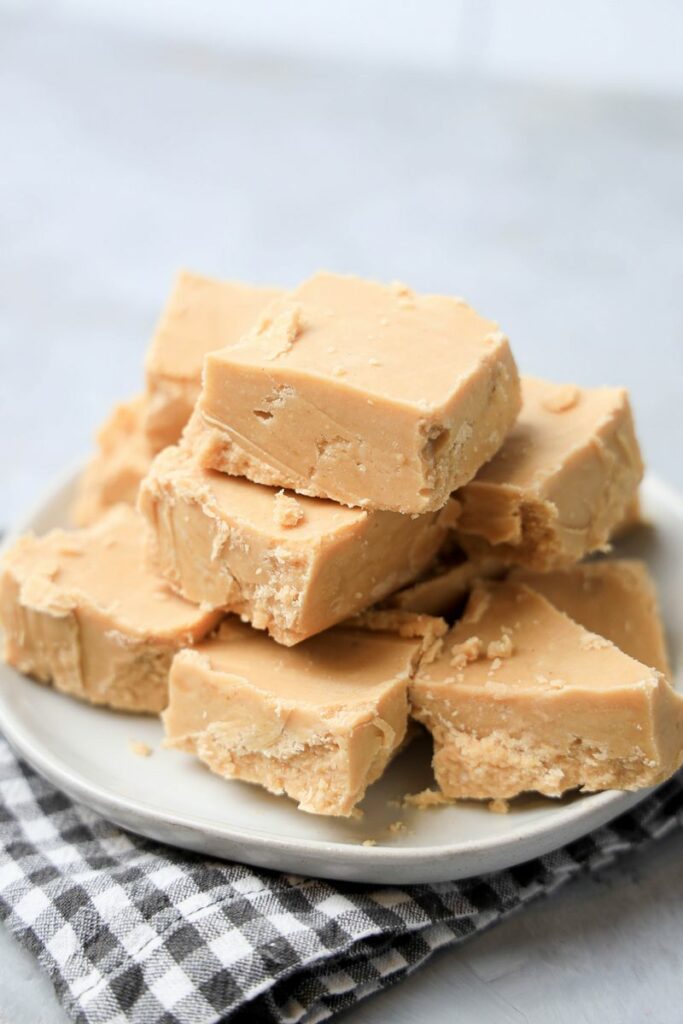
[1,736,683,1024]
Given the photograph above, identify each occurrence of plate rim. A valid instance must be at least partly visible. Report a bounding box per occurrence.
[0,470,680,878]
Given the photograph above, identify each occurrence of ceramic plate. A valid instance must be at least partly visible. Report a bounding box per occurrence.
[0,473,681,883]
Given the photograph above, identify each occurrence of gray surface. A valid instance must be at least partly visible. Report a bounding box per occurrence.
[2,9,683,1023]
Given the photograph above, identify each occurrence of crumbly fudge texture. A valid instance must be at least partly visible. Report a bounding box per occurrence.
[0,506,221,712]
[164,616,435,816]
[71,396,154,527]
[196,271,521,513]
[139,444,457,646]
[454,377,644,569]
[512,559,671,678]
[144,271,282,451]
[411,581,683,800]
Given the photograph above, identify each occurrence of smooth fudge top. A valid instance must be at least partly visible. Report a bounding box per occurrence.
[146,271,283,383]
[199,272,521,513]
[512,560,670,678]
[206,272,508,406]
[2,505,219,642]
[170,617,423,711]
[419,580,661,695]
[470,376,641,492]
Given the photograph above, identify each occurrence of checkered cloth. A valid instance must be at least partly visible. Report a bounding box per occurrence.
[1,738,683,1024]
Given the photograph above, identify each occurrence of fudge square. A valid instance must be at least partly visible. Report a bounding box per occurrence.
[144,271,282,451]
[139,443,457,646]
[71,395,154,526]
[164,615,441,817]
[512,559,671,678]
[454,377,643,569]
[0,506,221,713]
[197,271,521,514]
[411,580,683,800]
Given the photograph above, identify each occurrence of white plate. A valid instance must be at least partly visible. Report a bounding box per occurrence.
[0,473,681,884]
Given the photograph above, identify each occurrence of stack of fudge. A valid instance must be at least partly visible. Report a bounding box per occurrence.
[2,271,682,819]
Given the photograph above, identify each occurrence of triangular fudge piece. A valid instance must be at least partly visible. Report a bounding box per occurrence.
[411,580,683,800]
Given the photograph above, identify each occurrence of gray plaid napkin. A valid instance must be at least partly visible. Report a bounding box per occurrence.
[1,736,682,1024]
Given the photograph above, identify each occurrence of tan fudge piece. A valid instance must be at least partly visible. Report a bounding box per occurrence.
[139,444,457,646]
[164,616,432,816]
[144,272,282,451]
[387,548,504,617]
[71,396,154,527]
[197,271,521,513]
[411,581,683,800]
[512,559,671,678]
[454,377,643,569]
[0,506,221,712]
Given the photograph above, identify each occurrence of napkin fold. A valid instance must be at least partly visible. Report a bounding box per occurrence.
[1,737,682,1024]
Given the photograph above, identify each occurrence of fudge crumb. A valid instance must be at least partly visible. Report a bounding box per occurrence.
[488,657,502,672]
[273,490,305,529]
[403,788,453,810]
[484,330,508,346]
[388,820,407,834]
[488,798,510,814]
[450,636,483,669]
[486,633,514,660]
[580,632,612,651]
[542,384,580,414]
[259,305,303,360]
[129,740,153,758]
[362,839,377,847]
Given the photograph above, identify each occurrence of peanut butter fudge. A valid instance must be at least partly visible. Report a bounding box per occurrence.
[71,396,154,526]
[386,545,504,618]
[196,271,521,513]
[455,377,643,569]
[139,444,457,645]
[144,272,282,451]
[512,559,670,677]
[0,506,221,712]
[164,615,439,816]
[411,581,683,800]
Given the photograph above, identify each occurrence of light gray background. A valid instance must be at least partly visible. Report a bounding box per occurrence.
[2,8,683,1023]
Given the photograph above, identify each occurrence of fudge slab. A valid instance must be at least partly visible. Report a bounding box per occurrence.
[71,395,154,527]
[144,271,282,451]
[512,560,671,678]
[0,506,221,712]
[455,377,643,569]
[164,616,431,816]
[139,444,457,645]
[411,581,683,800]
[197,271,521,513]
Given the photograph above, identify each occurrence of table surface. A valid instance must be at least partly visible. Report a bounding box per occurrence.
[2,9,683,1023]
